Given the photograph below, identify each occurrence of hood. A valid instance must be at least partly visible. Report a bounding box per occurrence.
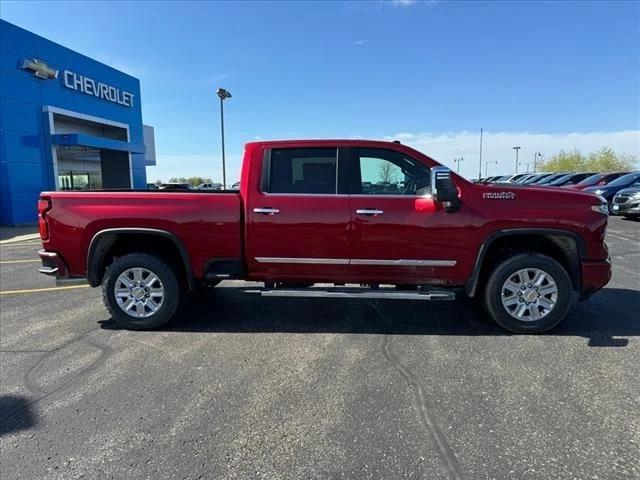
[473,181,602,204]
[615,186,640,196]
[583,185,614,194]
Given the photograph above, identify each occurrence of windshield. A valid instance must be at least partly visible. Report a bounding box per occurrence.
[548,174,575,186]
[606,171,640,187]
[523,173,545,184]
[536,173,566,185]
[577,173,605,187]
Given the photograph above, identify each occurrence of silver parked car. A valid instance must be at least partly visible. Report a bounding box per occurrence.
[611,183,640,219]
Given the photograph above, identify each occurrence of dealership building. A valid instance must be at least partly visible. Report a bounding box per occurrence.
[0,19,155,225]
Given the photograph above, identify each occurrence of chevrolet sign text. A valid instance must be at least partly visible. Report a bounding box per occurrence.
[63,70,134,107]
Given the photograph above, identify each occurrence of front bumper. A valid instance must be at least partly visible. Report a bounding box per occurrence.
[38,250,68,277]
[580,257,612,300]
[611,201,640,215]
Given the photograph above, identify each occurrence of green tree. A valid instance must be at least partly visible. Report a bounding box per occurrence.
[539,147,637,173]
[538,150,586,172]
[586,147,635,172]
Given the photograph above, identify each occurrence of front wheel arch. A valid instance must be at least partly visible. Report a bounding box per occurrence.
[466,229,585,298]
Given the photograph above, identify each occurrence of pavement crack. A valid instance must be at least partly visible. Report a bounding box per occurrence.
[372,302,464,480]
[2,329,113,425]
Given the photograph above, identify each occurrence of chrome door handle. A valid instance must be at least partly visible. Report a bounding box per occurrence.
[356,209,384,216]
[253,207,280,215]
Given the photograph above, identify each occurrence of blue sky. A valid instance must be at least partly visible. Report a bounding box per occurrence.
[3,0,639,180]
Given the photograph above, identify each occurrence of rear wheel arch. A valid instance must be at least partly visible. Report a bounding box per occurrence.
[87,228,194,289]
[466,228,585,298]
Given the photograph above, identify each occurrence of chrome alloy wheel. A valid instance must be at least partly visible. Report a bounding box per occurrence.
[501,268,558,322]
[114,267,165,318]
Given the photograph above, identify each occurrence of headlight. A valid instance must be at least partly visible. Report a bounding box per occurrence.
[630,192,640,200]
[594,189,605,195]
[591,204,609,215]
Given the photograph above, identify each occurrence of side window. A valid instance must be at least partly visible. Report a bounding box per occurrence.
[267,148,337,194]
[355,148,431,196]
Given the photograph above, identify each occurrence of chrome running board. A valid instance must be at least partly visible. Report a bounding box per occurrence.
[258,287,455,301]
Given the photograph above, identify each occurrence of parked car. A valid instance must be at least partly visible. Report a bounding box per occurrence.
[160,183,193,190]
[146,183,159,190]
[496,173,530,183]
[198,183,223,190]
[37,139,611,334]
[566,172,629,190]
[531,172,571,185]
[584,171,640,205]
[514,174,537,183]
[611,183,640,219]
[545,172,596,187]
[521,173,553,185]
[481,176,504,183]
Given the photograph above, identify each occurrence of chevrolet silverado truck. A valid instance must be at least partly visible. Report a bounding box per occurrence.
[37,140,612,333]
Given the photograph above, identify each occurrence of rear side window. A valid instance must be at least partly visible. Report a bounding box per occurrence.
[266,148,337,194]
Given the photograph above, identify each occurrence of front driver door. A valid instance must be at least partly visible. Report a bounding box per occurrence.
[347,147,471,286]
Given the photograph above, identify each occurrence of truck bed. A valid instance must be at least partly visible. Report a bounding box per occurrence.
[40,190,242,279]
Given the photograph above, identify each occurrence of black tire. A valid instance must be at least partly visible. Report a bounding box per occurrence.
[483,253,574,333]
[623,215,639,221]
[102,253,181,330]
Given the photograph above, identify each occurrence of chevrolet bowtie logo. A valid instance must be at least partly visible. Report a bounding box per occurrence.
[21,58,58,79]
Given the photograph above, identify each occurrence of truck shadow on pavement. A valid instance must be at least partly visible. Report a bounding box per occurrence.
[98,287,640,347]
[0,395,38,436]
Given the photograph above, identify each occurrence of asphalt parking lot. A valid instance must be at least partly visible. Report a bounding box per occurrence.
[0,217,638,480]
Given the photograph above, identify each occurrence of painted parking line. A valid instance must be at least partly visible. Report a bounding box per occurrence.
[0,285,90,295]
[0,242,42,248]
[0,259,41,264]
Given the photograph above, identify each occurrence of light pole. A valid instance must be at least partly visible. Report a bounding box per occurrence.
[485,160,498,177]
[216,88,232,189]
[478,127,483,181]
[534,152,542,173]
[454,156,464,173]
[512,146,521,173]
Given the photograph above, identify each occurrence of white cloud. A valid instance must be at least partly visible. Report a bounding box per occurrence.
[388,0,439,7]
[381,130,640,179]
[354,39,368,46]
[390,0,417,5]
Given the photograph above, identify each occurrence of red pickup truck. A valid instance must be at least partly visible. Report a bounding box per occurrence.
[38,140,611,333]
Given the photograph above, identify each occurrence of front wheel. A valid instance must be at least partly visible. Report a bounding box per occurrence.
[102,253,181,330]
[483,253,574,333]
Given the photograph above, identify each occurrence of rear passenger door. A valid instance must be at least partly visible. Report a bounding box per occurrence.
[245,146,352,281]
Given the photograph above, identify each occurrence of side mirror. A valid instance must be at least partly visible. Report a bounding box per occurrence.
[431,166,460,212]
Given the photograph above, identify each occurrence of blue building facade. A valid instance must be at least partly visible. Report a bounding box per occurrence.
[0,20,155,225]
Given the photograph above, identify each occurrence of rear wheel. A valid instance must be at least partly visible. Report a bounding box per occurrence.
[484,253,574,333]
[102,253,181,330]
